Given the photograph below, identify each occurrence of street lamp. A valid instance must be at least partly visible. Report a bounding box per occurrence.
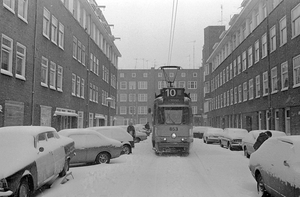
[107,97,113,126]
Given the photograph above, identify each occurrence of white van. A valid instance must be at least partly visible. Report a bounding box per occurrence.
[89,126,133,154]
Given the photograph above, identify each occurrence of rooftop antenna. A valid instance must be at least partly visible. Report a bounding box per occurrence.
[219,5,223,25]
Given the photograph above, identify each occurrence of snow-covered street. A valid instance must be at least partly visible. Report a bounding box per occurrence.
[36,137,258,197]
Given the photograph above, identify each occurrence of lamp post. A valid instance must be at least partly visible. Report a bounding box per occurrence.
[106,97,113,126]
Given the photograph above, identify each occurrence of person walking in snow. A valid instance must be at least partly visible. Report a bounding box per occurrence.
[253,131,272,151]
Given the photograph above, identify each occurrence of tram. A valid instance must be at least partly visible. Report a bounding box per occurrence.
[152,66,193,154]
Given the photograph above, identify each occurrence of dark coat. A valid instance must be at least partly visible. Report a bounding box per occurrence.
[127,125,135,137]
[253,132,269,150]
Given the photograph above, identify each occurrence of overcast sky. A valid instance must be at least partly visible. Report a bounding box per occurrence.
[97,0,243,69]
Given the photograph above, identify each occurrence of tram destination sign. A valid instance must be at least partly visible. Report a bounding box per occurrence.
[161,88,184,103]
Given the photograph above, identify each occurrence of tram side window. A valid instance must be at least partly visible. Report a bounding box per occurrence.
[182,107,190,124]
[158,107,165,124]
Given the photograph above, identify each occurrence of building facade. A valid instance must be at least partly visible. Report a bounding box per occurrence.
[204,0,300,134]
[116,67,204,126]
[0,0,120,130]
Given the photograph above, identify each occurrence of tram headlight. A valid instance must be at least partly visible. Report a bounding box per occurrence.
[171,133,176,139]
[181,138,187,142]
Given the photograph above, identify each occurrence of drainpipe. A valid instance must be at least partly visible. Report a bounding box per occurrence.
[31,0,38,125]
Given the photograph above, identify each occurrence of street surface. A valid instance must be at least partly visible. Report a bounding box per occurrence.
[37,137,258,197]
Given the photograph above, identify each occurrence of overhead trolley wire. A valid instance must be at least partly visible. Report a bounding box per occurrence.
[167,0,178,66]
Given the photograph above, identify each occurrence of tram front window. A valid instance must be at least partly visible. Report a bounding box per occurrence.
[158,107,190,125]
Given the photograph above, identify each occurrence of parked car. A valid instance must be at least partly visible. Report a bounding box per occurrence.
[192,126,212,139]
[0,126,75,197]
[219,128,248,150]
[242,130,286,158]
[135,124,151,136]
[249,136,300,197]
[203,128,223,144]
[59,128,124,164]
[89,126,133,154]
[116,125,148,143]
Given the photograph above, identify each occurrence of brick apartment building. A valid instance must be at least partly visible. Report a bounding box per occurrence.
[116,67,204,126]
[0,0,120,130]
[203,0,300,135]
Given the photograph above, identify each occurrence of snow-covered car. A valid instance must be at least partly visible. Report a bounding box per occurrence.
[134,124,151,136]
[0,126,75,197]
[59,128,124,164]
[89,126,133,154]
[115,125,147,143]
[242,130,286,158]
[219,128,248,150]
[249,136,300,197]
[192,126,212,139]
[203,128,223,144]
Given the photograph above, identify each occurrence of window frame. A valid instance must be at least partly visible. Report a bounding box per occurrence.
[15,42,26,80]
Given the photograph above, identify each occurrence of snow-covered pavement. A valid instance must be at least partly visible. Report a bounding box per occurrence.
[36,137,258,197]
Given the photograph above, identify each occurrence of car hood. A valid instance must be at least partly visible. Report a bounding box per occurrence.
[0,134,38,178]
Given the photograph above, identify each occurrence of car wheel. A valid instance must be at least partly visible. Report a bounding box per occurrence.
[228,142,233,150]
[134,137,141,143]
[123,145,131,155]
[257,173,270,197]
[18,178,30,197]
[96,152,110,164]
[59,159,69,177]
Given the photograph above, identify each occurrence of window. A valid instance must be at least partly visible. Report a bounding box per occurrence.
[238,85,242,103]
[129,81,136,89]
[3,0,15,12]
[237,56,241,75]
[234,87,237,104]
[262,33,267,58]
[193,72,197,77]
[71,74,76,95]
[16,43,26,79]
[227,91,229,106]
[178,81,185,88]
[190,93,197,102]
[229,63,232,80]
[89,113,93,127]
[263,71,269,96]
[49,61,56,89]
[129,94,136,102]
[242,51,247,71]
[43,8,50,38]
[138,94,148,102]
[249,79,254,100]
[51,15,58,44]
[73,36,77,59]
[281,61,288,90]
[81,78,84,98]
[1,34,13,75]
[120,81,127,89]
[280,16,287,46]
[120,106,127,115]
[120,94,127,102]
[223,69,226,84]
[243,82,248,102]
[138,81,147,89]
[292,3,300,38]
[77,41,82,63]
[233,60,236,77]
[293,54,300,87]
[89,83,93,101]
[82,45,85,66]
[256,75,261,98]
[254,40,259,63]
[270,26,276,52]
[18,0,28,22]
[58,22,64,49]
[138,106,147,115]
[271,67,278,93]
[77,111,84,128]
[230,89,233,105]
[41,57,48,86]
[57,65,63,91]
[187,81,197,89]
[77,76,80,97]
[248,46,253,67]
